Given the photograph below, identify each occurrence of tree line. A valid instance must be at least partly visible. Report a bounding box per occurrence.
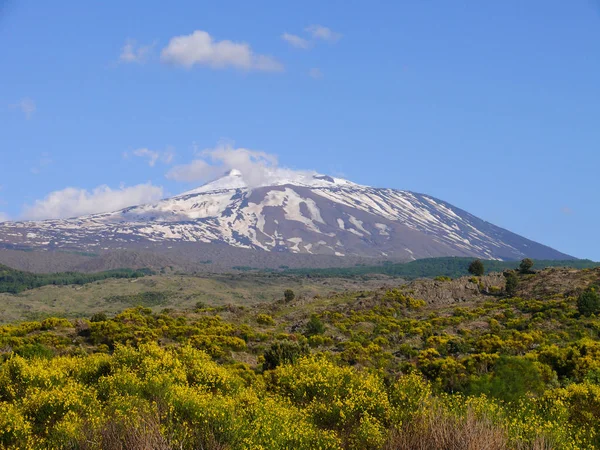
[0,264,152,294]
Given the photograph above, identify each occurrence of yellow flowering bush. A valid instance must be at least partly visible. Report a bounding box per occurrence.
[0,268,598,448]
[0,403,32,448]
[267,355,391,441]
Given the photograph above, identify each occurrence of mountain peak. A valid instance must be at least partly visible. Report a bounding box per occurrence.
[181,168,360,196]
[226,168,243,177]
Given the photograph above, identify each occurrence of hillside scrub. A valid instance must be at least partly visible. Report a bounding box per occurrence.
[0,268,599,448]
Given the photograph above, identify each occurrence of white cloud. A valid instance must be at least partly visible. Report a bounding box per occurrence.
[166,142,315,188]
[308,68,323,79]
[124,147,176,166]
[0,212,9,223]
[21,183,164,220]
[281,33,310,49]
[119,39,154,63]
[305,25,342,42]
[160,30,283,72]
[11,98,36,119]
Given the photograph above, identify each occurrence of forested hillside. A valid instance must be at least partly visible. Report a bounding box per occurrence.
[285,257,599,279]
[0,264,152,294]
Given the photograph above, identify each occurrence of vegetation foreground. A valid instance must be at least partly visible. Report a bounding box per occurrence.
[0,266,599,449]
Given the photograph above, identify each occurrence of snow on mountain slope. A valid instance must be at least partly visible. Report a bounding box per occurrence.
[0,170,574,261]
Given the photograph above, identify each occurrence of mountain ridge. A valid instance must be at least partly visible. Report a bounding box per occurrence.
[0,170,574,261]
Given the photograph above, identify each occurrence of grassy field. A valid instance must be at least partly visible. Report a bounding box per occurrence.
[0,272,397,323]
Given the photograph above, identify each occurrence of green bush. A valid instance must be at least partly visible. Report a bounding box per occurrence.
[305,314,325,336]
[504,271,519,296]
[90,312,107,323]
[519,258,534,274]
[468,259,485,276]
[284,289,295,303]
[467,356,545,402]
[14,343,54,360]
[577,286,600,317]
[263,340,309,371]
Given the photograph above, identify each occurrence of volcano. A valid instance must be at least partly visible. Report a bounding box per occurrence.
[0,170,573,261]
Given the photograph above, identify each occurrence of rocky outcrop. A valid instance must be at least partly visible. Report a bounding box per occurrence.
[400,273,506,305]
[517,267,600,298]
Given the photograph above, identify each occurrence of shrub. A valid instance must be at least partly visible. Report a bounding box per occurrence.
[468,259,485,277]
[489,285,502,295]
[308,335,332,348]
[0,403,32,447]
[194,301,207,310]
[388,373,432,421]
[577,286,600,317]
[434,276,452,282]
[90,312,108,323]
[504,271,518,296]
[382,289,426,309]
[468,356,545,402]
[545,382,600,431]
[519,258,534,274]
[14,343,54,360]
[263,340,310,371]
[268,356,391,433]
[40,317,73,330]
[256,314,275,326]
[305,314,325,336]
[284,289,295,303]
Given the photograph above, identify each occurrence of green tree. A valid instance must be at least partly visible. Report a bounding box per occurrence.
[284,289,295,303]
[519,258,534,274]
[504,270,518,296]
[468,259,485,277]
[577,286,600,317]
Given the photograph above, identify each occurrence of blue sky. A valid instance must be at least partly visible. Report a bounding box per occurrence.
[1,0,599,259]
